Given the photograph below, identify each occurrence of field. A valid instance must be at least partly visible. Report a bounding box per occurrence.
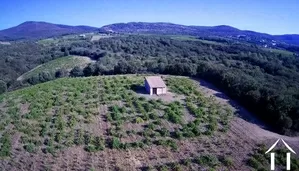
[38,33,95,45]
[262,48,294,56]
[169,35,200,41]
[0,75,298,170]
[0,41,11,45]
[170,36,227,46]
[17,56,94,81]
[91,34,114,41]
[131,34,227,46]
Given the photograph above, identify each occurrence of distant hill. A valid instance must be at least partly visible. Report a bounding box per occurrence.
[101,22,299,46]
[1,21,299,46]
[274,34,299,46]
[0,21,98,40]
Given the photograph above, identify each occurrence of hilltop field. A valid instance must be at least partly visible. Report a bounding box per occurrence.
[0,75,298,171]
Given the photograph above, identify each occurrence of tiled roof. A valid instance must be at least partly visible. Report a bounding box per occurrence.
[145,76,166,88]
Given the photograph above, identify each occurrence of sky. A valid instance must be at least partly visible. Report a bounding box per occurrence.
[0,0,298,35]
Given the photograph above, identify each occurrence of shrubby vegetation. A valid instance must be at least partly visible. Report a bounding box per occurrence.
[62,35,299,134]
[0,132,11,157]
[0,76,231,157]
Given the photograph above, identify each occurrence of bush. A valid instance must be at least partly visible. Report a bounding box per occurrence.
[147,123,155,130]
[45,146,55,155]
[158,127,170,137]
[93,136,104,151]
[0,132,11,157]
[164,110,182,124]
[196,154,219,167]
[0,80,7,94]
[173,129,183,140]
[135,117,144,123]
[84,144,97,152]
[220,156,233,167]
[110,137,121,149]
[166,139,178,150]
[110,105,122,121]
[83,63,97,76]
[247,157,260,169]
[182,158,191,166]
[149,112,158,120]
[24,143,36,153]
[158,165,168,171]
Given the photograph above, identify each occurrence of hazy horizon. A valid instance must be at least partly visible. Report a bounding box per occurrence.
[1,0,298,35]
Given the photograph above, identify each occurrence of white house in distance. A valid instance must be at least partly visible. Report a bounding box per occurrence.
[144,76,167,95]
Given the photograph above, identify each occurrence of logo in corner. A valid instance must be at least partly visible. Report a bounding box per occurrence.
[265,138,296,171]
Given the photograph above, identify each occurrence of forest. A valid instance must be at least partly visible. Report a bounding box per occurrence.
[1,35,299,135]
[0,42,64,90]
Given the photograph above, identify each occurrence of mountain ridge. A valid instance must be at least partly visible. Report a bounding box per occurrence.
[0,21,98,40]
[1,21,299,45]
[101,22,299,45]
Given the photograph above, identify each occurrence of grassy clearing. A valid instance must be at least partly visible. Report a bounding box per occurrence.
[197,39,227,46]
[38,33,95,45]
[169,35,201,41]
[17,56,94,81]
[170,35,225,46]
[38,38,57,44]
[90,34,114,41]
[142,34,226,46]
[0,75,232,166]
[262,48,294,56]
[0,41,11,45]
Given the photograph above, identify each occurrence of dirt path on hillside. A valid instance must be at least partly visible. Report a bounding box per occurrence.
[193,78,299,152]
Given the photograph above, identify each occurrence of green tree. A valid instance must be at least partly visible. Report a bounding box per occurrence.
[70,66,84,77]
[83,63,97,76]
[55,69,68,78]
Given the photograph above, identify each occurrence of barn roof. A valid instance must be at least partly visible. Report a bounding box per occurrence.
[145,76,166,88]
